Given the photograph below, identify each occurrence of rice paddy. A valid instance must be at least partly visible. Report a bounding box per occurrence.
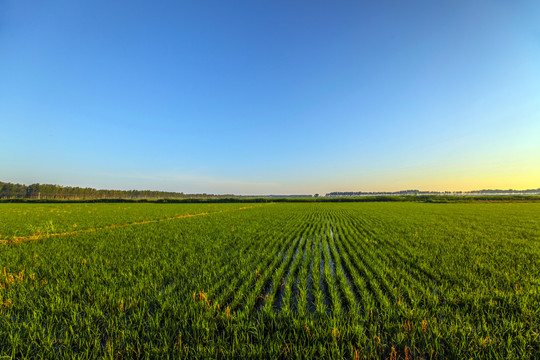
[0,202,539,359]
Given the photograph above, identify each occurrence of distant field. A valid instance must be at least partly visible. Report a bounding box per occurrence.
[1,202,539,359]
[0,203,252,240]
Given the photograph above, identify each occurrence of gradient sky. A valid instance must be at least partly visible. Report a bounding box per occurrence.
[1,1,539,194]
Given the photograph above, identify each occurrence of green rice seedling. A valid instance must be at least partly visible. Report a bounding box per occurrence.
[0,202,539,359]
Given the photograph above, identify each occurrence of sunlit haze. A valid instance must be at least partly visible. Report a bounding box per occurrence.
[1,1,539,194]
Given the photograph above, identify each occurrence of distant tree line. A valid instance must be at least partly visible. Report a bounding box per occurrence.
[327,188,540,197]
[0,181,228,200]
[2,181,539,203]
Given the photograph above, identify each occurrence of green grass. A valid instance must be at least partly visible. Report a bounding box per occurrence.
[0,202,539,359]
[0,203,251,240]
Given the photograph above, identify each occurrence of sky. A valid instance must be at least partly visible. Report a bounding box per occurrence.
[1,1,539,195]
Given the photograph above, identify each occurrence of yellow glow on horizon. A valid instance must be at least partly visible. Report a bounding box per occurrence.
[330,162,540,193]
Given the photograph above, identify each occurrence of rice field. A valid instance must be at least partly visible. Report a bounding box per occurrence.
[0,202,539,359]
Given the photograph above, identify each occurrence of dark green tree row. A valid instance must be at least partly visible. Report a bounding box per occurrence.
[2,181,540,202]
[0,181,195,200]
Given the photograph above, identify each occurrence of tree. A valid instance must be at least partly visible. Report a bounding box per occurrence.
[25,183,40,199]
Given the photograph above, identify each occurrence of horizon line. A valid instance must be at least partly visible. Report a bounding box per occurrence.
[1,180,539,197]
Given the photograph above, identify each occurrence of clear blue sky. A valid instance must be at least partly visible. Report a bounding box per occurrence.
[1,1,539,194]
